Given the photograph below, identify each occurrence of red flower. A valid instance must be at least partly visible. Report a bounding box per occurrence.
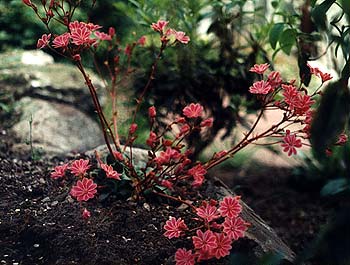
[82,208,91,219]
[175,248,195,265]
[249,63,270,74]
[183,103,203,118]
[52,33,70,49]
[50,163,68,179]
[70,178,97,201]
[281,130,302,156]
[249,80,272,94]
[219,196,242,219]
[37,33,51,49]
[151,20,169,33]
[210,233,232,259]
[188,164,207,187]
[163,217,188,239]
[100,163,121,180]
[192,230,217,252]
[214,150,227,159]
[161,179,173,190]
[69,159,91,177]
[223,217,249,240]
[196,201,220,222]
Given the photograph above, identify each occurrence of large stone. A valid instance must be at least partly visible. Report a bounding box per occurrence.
[0,49,105,115]
[12,97,104,156]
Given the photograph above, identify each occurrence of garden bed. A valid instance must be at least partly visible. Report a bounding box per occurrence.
[0,126,331,265]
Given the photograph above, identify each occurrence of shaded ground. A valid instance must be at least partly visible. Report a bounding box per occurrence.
[0,125,333,265]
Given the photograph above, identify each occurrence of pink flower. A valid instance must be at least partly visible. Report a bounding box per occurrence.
[124,44,132,56]
[37,33,51,49]
[163,217,188,239]
[70,24,92,46]
[183,103,203,118]
[151,20,169,33]
[82,208,91,219]
[155,148,181,166]
[249,80,272,94]
[52,33,71,49]
[100,163,121,180]
[281,130,302,156]
[267,71,283,89]
[94,31,112,41]
[138,35,147,46]
[72,54,81,61]
[196,201,220,222]
[69,159,91,177]
[200,118,213,128]
[175,248,195,265]
[50,163,68,179]
[188,164,207,187]
[70,178,97,201]
[282,84,298,108]
[219,196,242,219]
[210,233,232,259]
[84,22,102,31]
[294,93,315,115]
[173,30,190,44]
[249,63,270,74]
[129,123,138,134]
[148,106,156,118]
[192,230,217,252]
[178,124,190,137]
[223,217,249,240]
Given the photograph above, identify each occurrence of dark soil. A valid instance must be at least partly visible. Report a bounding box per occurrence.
[0,125,335,265]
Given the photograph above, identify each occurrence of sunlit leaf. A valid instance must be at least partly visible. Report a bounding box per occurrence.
[321,178,349,196]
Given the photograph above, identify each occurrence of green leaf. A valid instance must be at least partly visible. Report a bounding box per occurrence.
[311,0,337,30]
[310,80,350,158]
[279,28,296,55]
[321,178,349,196]
[269,23,284,49]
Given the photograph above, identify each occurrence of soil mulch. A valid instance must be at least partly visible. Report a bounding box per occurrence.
[0,125,333,265]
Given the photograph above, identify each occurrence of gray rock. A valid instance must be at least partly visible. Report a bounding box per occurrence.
[12,97,104,156]
[0,49,105,115]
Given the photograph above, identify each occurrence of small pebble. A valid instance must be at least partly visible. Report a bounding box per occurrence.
[51,201,58,207]
[143,203,150,212]
[39,178,46,184]
[42,197,50,203]
[33,244,40,248]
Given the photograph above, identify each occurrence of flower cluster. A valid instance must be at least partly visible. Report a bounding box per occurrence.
[248,63,333,157]
[151,20,190,44]
[164,196,249,264]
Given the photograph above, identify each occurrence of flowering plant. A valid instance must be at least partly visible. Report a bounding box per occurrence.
[23,0,348,263]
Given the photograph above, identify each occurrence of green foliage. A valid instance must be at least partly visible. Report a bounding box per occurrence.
[126,0,271,157]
